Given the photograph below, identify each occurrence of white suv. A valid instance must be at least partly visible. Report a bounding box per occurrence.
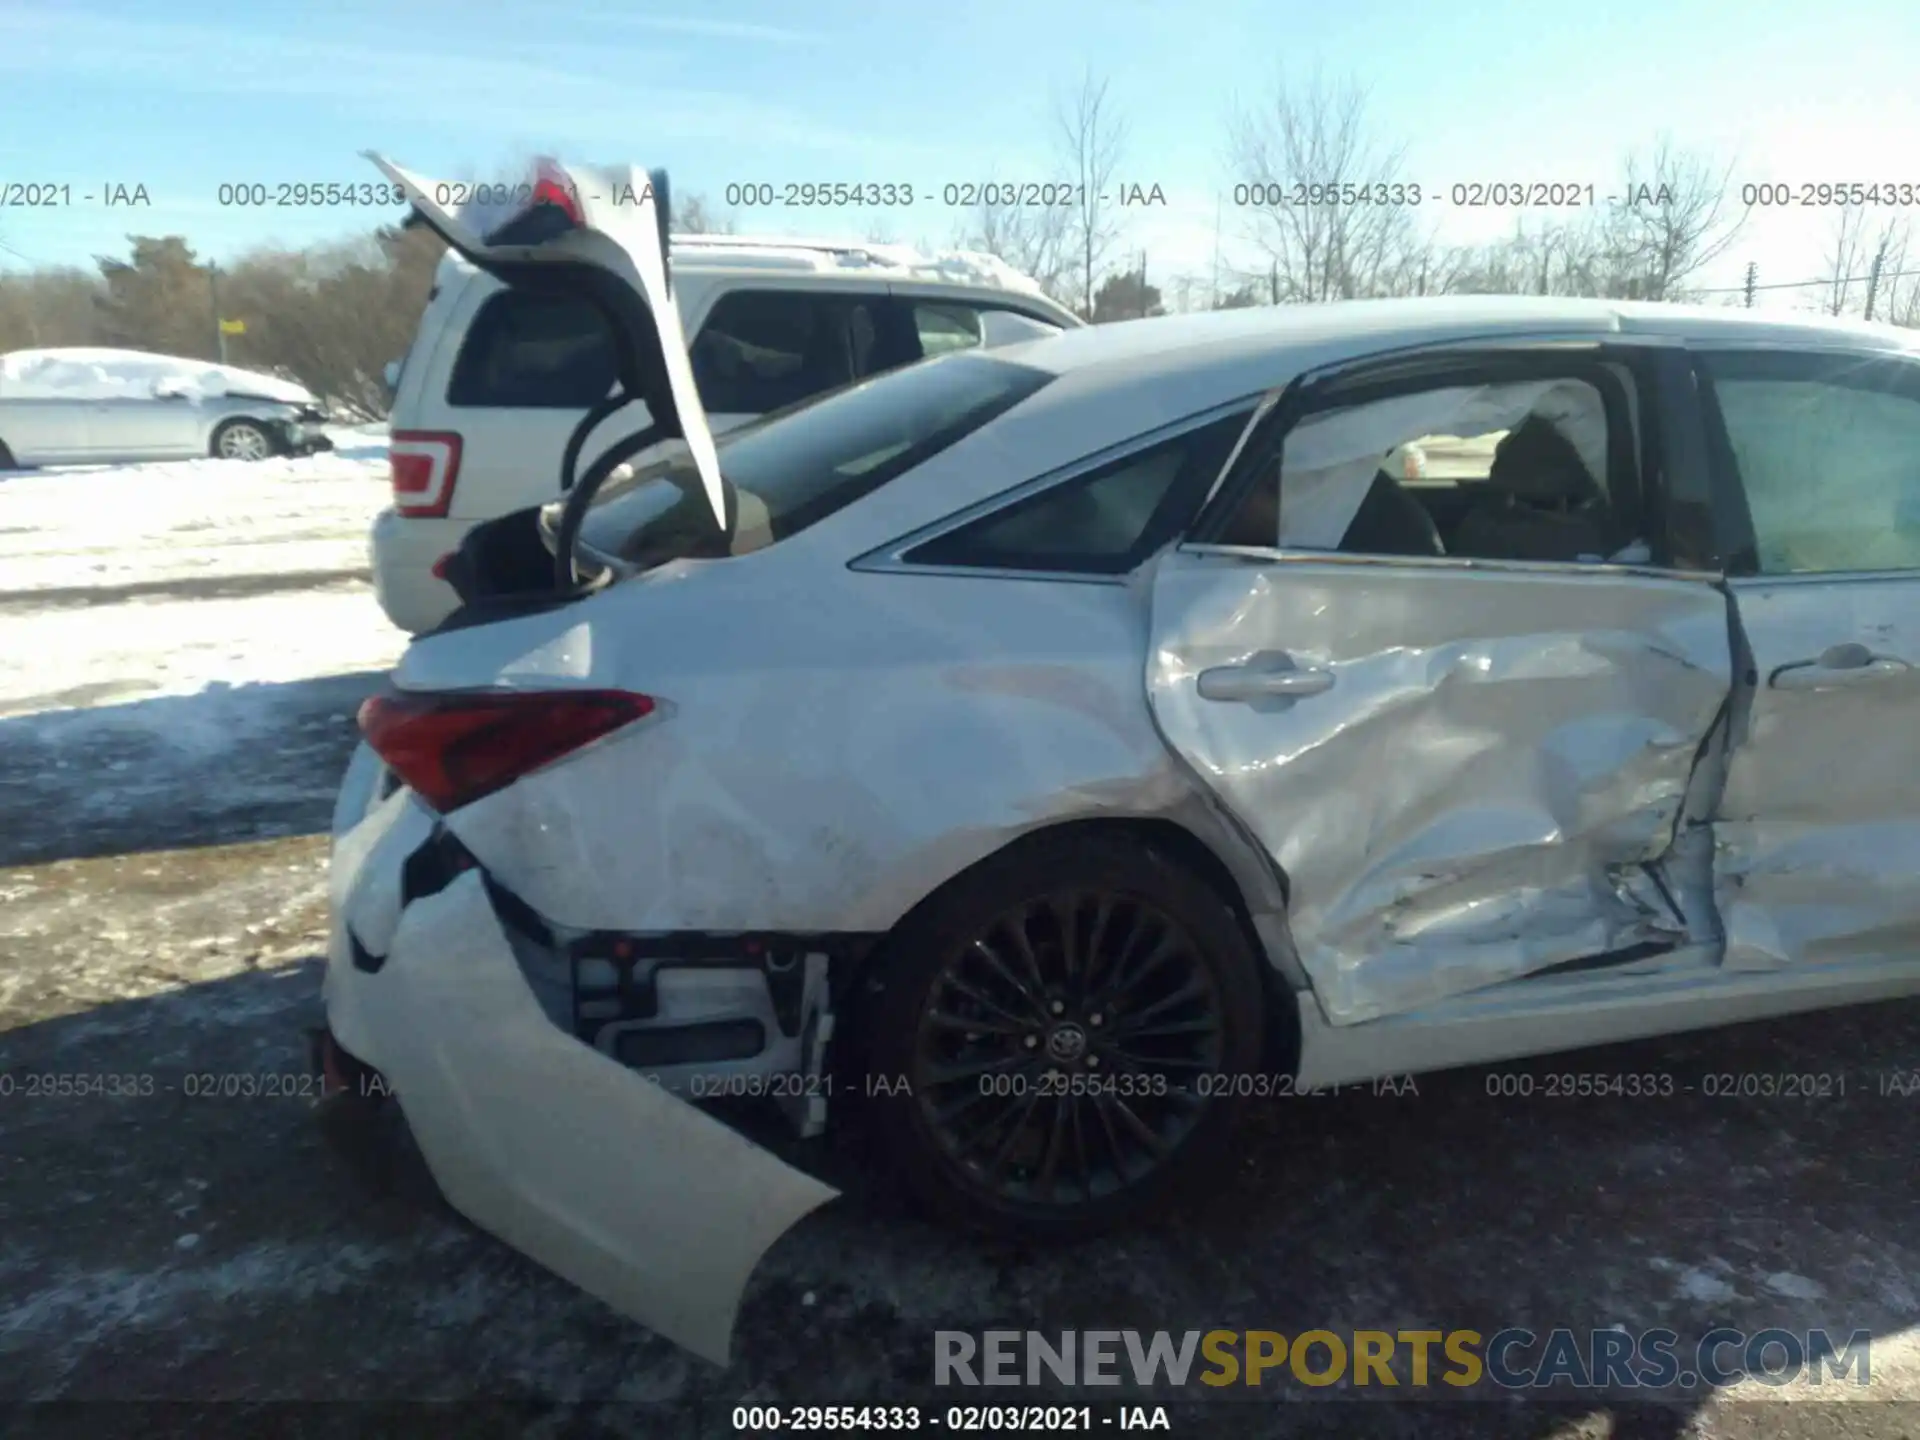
[374,236,1082,633]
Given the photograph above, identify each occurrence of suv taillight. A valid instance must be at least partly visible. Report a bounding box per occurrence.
[358,689,655,812]
[389,431,463,518]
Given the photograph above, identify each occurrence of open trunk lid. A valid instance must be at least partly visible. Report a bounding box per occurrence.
[368,153,728,531]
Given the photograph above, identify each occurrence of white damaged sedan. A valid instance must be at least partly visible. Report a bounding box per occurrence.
[323,155,1920,1365]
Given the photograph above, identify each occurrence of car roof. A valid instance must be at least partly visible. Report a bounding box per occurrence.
[997,294,1920,382]
[813,296,1920,555]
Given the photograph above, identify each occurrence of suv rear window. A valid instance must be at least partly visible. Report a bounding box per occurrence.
[448,291,616,408]
[574,352,1053,569]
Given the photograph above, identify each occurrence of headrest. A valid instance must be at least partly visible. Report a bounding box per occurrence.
[1487,415,1601,506]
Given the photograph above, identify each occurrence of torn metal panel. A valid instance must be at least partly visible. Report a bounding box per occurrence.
[1147,550,1732,1024]
[1652,700,1738,948]
[1715,577,1920,969]
[337,870,837,1366]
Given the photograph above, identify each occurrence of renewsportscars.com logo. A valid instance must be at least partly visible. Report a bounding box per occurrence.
[934,1328,1873,1392]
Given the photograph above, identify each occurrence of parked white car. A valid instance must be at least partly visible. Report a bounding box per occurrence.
[325,155,1920,1367]
[374,231,1081,633]
[0,347,332,467]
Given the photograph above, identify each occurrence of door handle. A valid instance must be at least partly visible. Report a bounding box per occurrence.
[1769,642,1913,691]
[1196,653,1335,704]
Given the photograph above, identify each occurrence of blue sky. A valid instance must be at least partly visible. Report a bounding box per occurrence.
[2,0,1918,306]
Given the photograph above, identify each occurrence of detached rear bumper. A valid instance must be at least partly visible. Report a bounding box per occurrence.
[325,789,838,1365]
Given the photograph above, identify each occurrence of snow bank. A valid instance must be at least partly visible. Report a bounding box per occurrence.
[831,243,1050,298]
[0,348,316,405]
[671,236,1051,299]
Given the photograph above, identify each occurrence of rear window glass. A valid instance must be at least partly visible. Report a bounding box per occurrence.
[575,352,1052,568]
[448,291,616,408]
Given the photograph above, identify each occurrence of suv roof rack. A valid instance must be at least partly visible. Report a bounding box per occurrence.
[668,233,878,254]
[427,220,1061,306]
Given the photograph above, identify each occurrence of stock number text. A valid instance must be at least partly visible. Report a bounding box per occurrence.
[1743,182,1920,208]
[725,181,916,208]
[216,182,408,208]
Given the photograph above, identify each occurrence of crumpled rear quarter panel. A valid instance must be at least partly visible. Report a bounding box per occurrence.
[422,556,1198,935]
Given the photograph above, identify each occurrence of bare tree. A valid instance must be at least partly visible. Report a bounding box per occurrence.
[1820,205,1875,316]
[1227,72,1427,302]
[671,193,736,235]
[1434,142,1748,303]
[1592,140,1750,300]
[1164,272,1209,313]
[1057,69,1128,317]
[1444,219,1597,298]
[1816,205,1915,321]
[958,176,1074,302]
[1873,220,1920,326]
[0,266,112,351]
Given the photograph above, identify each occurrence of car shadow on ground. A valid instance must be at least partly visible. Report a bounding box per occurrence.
[1,932,1914,1436]
[0,671,384,868]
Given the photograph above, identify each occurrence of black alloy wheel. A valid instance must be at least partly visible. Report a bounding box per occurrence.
[859,835,1266,1236]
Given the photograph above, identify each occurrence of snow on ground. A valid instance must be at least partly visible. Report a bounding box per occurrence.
[322,420,388,457]
[0,347,318,405]
[0,446,404,722]
[3,588,403,721]
[0,446,391,600]
[0,444,405,864]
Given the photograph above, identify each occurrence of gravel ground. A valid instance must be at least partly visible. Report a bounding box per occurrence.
[3,476,1919,1437]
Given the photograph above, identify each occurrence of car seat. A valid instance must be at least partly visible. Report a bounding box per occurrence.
[1450,416,1612,562]
[1342,470,1447,556]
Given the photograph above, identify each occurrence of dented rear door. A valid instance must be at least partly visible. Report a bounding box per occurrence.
[1696,345,1920,970]
[1146,342,1735,1025]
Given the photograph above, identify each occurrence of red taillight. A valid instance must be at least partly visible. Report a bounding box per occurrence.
[430,552,453,580]
[389,431,463,519]
[532,181,582,224]
[358,689,655,812]
[531,157,583,224]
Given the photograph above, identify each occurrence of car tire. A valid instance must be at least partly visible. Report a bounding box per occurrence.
[853,832,1266,1238]
[0,439,15,470]
[211,418,274,461]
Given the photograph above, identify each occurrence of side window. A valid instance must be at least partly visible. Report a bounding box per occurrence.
[909,302,1063,358]
[691,290,885,415]
[1700,350,1920,575]
[913,303,985,357]
[1218,374,1633,565]
[447,291,616,408]
[905,410,1251,574]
